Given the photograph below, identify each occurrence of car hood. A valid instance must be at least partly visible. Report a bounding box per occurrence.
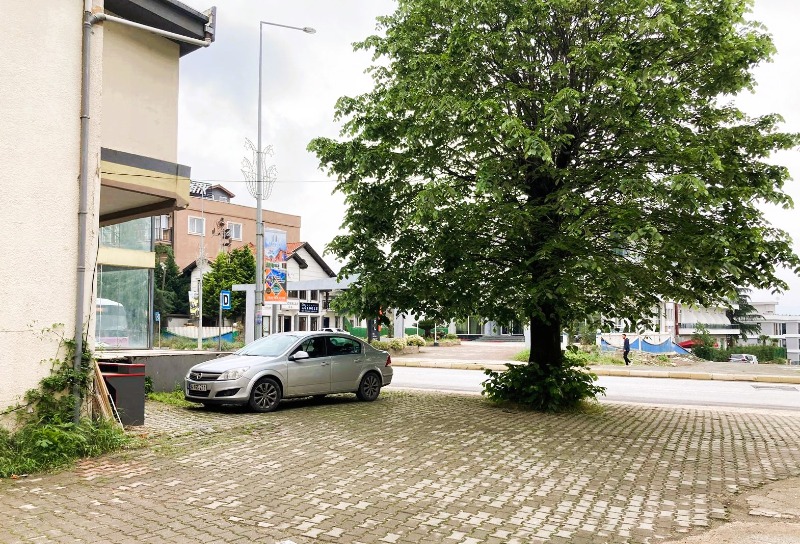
[190,354,276,372]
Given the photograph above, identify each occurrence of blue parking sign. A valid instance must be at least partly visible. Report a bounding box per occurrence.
[220,290,232,310]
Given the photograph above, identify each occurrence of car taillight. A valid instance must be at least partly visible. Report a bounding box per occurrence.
[385,355,392,367]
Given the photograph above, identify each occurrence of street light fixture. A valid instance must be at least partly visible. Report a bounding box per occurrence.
[255,20,316,339]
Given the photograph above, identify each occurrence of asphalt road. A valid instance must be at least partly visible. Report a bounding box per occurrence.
[388,366,800,411]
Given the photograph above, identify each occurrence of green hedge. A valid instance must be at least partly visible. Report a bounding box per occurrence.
[694,345,787,362]
[404,327,448,337]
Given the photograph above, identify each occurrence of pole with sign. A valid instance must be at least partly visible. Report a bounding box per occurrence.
[219,290,231,351]
[154,311,161,349]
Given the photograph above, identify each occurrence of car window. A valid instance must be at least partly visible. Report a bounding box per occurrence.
[293,336,327,358]
[326,336,361,356]
[238,335,299,357]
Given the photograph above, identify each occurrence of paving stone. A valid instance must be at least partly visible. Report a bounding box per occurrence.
[1,392,800,543]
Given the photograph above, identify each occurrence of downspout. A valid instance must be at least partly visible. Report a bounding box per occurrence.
[74,4,213,423]
[73,1,95,424]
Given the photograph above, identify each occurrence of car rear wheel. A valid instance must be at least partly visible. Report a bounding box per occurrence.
[356,372,382,402]
[249,377,282,413]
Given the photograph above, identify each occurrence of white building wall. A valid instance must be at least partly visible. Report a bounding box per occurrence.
[1,1,103,411]
[101,16,180,162]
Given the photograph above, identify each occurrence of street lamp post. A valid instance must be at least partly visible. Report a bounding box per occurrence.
[255,20,315,339]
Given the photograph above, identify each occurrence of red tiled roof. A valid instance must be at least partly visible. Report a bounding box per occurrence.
[287,242,304,255]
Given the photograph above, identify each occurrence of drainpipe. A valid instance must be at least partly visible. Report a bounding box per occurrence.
[74,3,214,423]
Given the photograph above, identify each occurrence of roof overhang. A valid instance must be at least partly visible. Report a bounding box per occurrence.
[104,0,216,56]
[100,148,191,226]
[287,276,359,291]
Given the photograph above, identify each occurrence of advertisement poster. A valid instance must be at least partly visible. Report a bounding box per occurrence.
[188,291,199,317]
[264,228,288,262]
[264,228,288,303]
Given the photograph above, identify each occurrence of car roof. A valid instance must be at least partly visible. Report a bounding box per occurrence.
[269,330,354,338]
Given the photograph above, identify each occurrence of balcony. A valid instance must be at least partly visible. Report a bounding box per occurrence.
[155,227,173,243]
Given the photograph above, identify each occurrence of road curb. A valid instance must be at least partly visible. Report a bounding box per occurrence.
[391,360,800,384]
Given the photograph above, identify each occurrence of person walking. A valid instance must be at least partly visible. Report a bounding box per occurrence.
[622,333,631,365]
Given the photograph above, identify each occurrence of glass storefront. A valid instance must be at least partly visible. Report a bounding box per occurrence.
[96,265,151,349]
[100,217,152,251]
[455,316,483,335]
[96,217,153,349]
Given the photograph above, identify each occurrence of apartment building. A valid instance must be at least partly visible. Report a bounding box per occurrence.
[160,182,302,270]
[747,302,800,364]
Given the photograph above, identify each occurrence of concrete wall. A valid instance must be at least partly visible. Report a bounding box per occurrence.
[1,1,103,411]
[136,353,224,392]
[101,16,179,162]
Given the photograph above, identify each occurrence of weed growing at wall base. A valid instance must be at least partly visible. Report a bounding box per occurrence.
[0,325,130,478]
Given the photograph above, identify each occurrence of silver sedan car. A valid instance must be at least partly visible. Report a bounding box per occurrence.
[184,331,393,412]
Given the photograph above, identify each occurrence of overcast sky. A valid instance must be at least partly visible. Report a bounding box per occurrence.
[176,0,800,313]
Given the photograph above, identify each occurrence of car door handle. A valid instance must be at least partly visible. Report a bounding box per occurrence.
[320,362,329,366]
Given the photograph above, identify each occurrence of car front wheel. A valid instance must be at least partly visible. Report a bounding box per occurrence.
[249,377,282,413]
[356,372,382,402]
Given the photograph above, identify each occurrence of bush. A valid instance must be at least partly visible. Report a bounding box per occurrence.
[405,334,426,347]
[370,340,390,351]
[443,333,459,340]
[388,338,406,351]
[482,349,606,411]
[694,344,787,363]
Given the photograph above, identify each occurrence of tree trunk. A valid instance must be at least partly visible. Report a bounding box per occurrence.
[528,304,563,368]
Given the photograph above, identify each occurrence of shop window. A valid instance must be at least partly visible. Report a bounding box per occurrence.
[100,217,152,251]
[96,265,151,349]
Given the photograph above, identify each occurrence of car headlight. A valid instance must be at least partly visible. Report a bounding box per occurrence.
[219,367,250,380]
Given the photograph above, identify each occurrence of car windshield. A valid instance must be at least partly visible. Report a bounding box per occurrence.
[237,335,299,357]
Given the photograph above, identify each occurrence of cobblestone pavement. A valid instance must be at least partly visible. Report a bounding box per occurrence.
[2,392,800,543]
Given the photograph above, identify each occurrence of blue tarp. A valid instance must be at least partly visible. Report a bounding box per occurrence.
[162,331,237,343]
[600,337,689,355]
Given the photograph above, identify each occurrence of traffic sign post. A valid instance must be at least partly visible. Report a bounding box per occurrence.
[154,311,161,349]
[219,290,232,351]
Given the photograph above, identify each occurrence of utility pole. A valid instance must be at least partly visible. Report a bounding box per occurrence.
[197,277,203,349]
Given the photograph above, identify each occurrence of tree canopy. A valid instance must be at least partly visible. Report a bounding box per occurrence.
[202,247,255,323]
[154,245,189,318]
[309,0,799,368]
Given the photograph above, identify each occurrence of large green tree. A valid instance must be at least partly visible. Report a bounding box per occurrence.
[310,0,798,376]
[201,247,255,323]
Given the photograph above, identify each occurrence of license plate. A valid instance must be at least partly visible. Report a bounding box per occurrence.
[189,383,208,392]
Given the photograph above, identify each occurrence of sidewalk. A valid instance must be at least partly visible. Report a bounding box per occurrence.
[3,392,800,543]
[390,343,800,384]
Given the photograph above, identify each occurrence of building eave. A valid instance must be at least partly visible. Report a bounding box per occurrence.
[104,0,215,56]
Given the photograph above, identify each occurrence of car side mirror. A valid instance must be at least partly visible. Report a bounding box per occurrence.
[290,350,310,361]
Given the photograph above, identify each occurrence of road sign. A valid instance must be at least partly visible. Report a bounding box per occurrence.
[220,290,231,310]
[154,311,161,322]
